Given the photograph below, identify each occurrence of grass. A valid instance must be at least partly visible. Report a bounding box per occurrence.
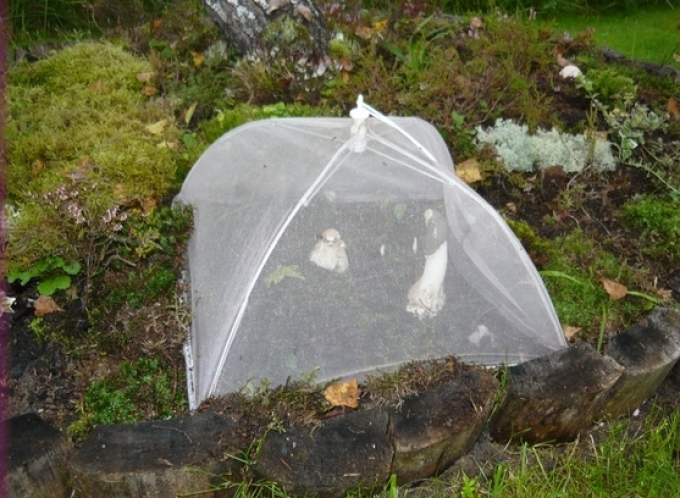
[545,5,680,69]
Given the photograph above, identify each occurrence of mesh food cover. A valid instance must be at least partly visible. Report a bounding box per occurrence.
[176,98,566,409]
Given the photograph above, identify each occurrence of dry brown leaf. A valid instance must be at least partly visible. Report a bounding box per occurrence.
[667,97,680,120]
[295,5,313,22]
[324,379,359,409]
[563,325,581,342]
[455,158,483,184]
[556,54,571,67]
[191,51,205,67]
[184,101,198,126]
[91,81,108,92]
[31,159,45,177]
[34,296,63,317]
[354,25,373,40]
[141,85,157,97]
[601,278,628,300]
[136,72,155,83]
[145,119,168,135]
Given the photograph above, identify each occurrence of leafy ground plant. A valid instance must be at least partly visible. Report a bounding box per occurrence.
[6,41,181,300]
[68,356,187,442]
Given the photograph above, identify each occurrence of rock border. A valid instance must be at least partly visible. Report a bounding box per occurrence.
[6,307,680,498]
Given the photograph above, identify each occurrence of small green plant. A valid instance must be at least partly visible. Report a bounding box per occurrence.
[619,195,680,265]
[28,317,47,343]
[383,16,451,74]
[7,256,81,295]
[69,356,186,441]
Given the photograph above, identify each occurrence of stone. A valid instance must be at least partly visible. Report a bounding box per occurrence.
[69,412,242,498]
[388,370,498,485]
[253,409,392,498]
[5,412,74,498]
[600,307,680,418]
[491,341,624,444]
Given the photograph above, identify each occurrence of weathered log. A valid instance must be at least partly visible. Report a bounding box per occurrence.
[600,307,680,418]
[388,370,499,485]
[68,412,243,498]
[202,0,329,57]
[491,341,624,444]
[5,413,74,498]
[253,409,393,498]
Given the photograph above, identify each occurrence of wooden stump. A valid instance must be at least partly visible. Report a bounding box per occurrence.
[253,409,393,498]
[388,370,498,485]
[5,413,74,498]
[491,342,624,444]
[600,307,680,418]
[69,412,243,498]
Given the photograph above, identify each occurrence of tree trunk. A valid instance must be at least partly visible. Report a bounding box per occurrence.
[202,0,330,58]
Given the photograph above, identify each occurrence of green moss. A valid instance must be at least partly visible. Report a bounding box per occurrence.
[6,41,180,275]
[68,356,187,441]
[619,195,680,265]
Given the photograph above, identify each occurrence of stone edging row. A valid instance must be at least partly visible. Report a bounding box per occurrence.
[6,307,680,498]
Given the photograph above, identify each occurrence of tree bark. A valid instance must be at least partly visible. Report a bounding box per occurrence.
[202,0,329,58]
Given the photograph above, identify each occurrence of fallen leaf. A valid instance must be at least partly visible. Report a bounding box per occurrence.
[113,183,127,202]
[295,5,313,22]
[324,379,359,409]
[667,97,680,120]
[34,295,63,317]
[455,158,483,184]
[563,325,581,342]
[191,51,205,67]
[141,85,157,96]
[142,197,157,215]
[355,25,373,40]
[338,57,353,72]
[184,101,198,126]
[373,19,387,33]
[151,19,163,31]
[601,278,628,300]
[31,159,45,177]
[145,119,168,135]
[91,81,108,92]
[556,54,570,67]
[136,72,155,83]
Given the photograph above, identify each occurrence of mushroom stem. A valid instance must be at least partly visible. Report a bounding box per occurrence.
[407,209,448,319]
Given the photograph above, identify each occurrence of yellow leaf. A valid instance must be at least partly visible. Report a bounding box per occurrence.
[563,325,581,342]
[145,119,168,135]
[141,85,157,96]
[373,20,388,33]
[601,278,628,300]
[136,72,155,83]
[324,379,359,409]
[191,51,205,67]
[184,101,198,126]
[455,158,483,184]
[34,296,63,317]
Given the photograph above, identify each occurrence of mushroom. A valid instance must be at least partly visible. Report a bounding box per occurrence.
[309,228,349,273]
[406,209,448,319]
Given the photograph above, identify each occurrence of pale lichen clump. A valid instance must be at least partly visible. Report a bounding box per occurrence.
[476,118,616,173]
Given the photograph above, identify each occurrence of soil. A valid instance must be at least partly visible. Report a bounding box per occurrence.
[3,28,680,490]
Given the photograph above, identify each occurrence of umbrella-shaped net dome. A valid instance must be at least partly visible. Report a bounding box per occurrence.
[176,98,566,409]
